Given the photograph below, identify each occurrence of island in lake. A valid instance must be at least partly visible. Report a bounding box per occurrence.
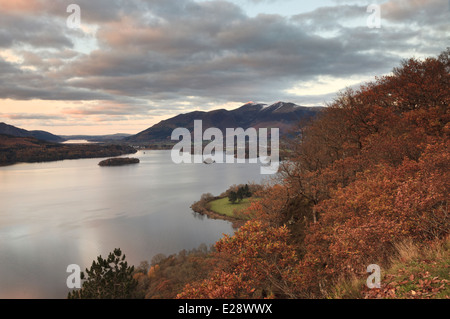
[98,157,140,166]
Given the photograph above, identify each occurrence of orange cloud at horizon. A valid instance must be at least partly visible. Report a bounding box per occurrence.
[0,0,44,13]
[0,99,160,135]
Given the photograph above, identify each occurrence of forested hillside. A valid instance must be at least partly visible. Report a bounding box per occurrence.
[75,49,449,299]
[172,48,449,299]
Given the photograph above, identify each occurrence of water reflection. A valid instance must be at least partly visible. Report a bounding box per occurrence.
[0,150,267,298]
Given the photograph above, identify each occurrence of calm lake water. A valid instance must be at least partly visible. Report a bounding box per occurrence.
[0,150,269,298]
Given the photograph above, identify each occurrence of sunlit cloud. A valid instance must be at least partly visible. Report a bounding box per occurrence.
[0,0,447,134]
[285,75,373,97]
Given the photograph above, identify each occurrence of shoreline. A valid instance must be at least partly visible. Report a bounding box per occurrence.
[193,208,247,229]
[0,134,138,167]
[191,197,249,229]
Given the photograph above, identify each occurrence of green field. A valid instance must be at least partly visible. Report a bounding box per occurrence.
[209,197,252,218]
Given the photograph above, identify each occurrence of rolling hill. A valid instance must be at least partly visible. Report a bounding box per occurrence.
[0,122,65,143]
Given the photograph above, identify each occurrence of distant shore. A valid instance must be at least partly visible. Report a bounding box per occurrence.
[0,134,137,166]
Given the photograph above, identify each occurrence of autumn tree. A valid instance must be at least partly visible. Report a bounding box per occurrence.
[177,49,449,299]
[281,48,449,222]
[301,140,449,293]
[177,221,305,299]
[291,49,450,296]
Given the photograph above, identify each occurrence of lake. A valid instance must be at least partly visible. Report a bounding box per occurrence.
[62,139,97,144]
[0,150,269,298]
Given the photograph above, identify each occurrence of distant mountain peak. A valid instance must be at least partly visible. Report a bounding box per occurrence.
[243,101,264,106]
[126,101,324,143]
[236,101,267,111]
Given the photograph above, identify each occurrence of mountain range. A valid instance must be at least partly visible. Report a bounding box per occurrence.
[0,122,65,143]
[125,102,323,143]
[1,102,323,145]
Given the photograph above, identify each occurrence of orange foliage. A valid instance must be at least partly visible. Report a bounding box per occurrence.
[243,184,292,225]
[303,139,449,289]
[178,49,449,299]
[177,220,305,299]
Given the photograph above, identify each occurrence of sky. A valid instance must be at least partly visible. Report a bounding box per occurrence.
[0,0,448,135]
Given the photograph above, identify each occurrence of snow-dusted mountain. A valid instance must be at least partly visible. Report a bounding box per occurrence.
[126,102,323,143]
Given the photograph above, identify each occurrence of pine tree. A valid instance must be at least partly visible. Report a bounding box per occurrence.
[68,248,137,299]
[228,191,237,204]
[237,187,244,202]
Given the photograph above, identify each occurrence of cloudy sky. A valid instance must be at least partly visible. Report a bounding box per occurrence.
[0,0,448,135]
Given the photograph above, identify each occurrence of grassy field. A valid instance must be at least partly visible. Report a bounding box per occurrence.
[209,197,252,218]
[332,237,450,299]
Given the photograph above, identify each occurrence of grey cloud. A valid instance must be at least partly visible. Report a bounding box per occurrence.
[0,84,111,101]
[0,66,113,101]
[0,113,65,120]
[62,100,153,116]
[61,2,401,101]
[240,0,289,3]
[381,0,449,24]
[0,13,74,49]
[0,0,447,119]
[0,60,22,75]
[291,4,366,30]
